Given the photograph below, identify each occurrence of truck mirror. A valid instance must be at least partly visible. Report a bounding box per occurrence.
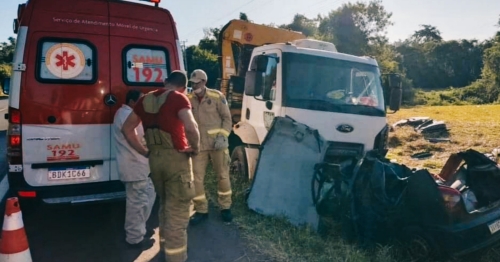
[244,71,263,97]
[2,78,10,95]
[389,88,402,112]
[255,55,269,72]
[388,73,402,89]
[230,75,245,94]
[388,74,402,112]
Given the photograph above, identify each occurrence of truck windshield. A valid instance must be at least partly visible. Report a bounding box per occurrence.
[282,53,386,117]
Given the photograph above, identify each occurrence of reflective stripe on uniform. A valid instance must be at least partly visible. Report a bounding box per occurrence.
[218,190,232,196]
[166,245,187,255]
[207,128,230,137]
[193,194,206,201]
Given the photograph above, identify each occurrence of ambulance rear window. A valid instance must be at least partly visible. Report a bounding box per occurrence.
[123,45,170,86]
[36,39,96,84]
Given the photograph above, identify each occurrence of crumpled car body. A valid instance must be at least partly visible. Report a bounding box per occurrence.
[337,149,500,259]
[402,149,500,258]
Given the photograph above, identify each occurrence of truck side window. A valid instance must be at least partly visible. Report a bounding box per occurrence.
[37,40,96,83]
[260,54,278,101]
[123,45,170,86]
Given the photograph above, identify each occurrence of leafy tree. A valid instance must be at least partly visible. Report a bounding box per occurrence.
[317,0,393,55]
[185,45,219,88]
[0,37,15,90]
[0,37,16,63]
[411,24,443,43]
[279,14,318,37]
[199,27,219,54]
[481,35,500,86]
[396,35,486,89]
[239,12,250,22]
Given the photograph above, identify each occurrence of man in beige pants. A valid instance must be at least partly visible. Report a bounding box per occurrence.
[187,69,233,224]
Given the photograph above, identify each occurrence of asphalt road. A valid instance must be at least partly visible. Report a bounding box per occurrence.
[21,200,262,262]
[0,132,267,262]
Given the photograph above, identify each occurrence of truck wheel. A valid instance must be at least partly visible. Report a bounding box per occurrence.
[230,145,249,181]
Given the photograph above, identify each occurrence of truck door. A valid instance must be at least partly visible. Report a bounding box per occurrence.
[21,33,112,186]
[109,37,172,181]
[244,50,282,143]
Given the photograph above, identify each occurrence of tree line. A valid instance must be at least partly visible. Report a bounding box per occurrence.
[0,37,15,90]
[1,0,499,105]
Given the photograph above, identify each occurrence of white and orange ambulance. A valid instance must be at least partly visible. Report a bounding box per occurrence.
[4,0,185,205]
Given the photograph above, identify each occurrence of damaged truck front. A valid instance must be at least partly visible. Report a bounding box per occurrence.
[228,38,402,240]
[229,38,500,260]
[229,38,403,182]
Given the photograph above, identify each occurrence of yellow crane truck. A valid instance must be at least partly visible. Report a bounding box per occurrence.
[216,19,306,125]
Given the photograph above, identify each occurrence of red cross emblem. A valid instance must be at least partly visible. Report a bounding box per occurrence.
[55,51,76,71]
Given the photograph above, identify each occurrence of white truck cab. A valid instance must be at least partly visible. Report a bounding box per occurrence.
[231,39,402,180]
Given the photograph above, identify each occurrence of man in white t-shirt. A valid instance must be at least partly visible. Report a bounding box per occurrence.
[112,89,156,250]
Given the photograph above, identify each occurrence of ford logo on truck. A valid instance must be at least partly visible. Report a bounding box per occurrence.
[336,124,354,133]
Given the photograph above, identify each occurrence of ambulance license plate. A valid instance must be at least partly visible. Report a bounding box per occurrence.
[48,166,91,181]
[488,219,500,234]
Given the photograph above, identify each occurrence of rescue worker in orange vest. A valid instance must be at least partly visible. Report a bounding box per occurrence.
[122,70,200,262]
[187,69,234,225]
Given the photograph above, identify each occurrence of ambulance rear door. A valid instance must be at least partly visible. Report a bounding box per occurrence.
[21,29,113,186]
[108,2,180,181]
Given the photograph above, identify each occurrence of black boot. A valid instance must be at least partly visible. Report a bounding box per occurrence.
[189,212,208,226]
[221,209,233,222]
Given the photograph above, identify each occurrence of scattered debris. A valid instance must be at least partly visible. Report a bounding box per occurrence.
[414,119,447,134]
[427,138,451,143]
[391,116,449,137]
[411,151,433,159]
[391,116,430,129]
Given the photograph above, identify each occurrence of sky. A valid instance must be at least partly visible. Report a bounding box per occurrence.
[0,0,499,47]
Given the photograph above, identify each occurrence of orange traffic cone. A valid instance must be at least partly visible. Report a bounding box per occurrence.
[0,197,32,262]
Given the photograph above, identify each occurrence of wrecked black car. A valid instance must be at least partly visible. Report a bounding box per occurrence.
[246,116,500,260]
[340,149,500,260]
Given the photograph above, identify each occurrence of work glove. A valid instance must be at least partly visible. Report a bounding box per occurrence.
[214,133,229,150]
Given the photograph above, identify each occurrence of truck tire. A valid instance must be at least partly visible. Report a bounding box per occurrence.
[230,145,249,181]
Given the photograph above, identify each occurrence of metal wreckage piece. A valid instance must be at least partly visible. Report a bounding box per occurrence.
[247,116,327,231]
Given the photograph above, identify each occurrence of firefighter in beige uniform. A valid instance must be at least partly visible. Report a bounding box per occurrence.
[122,71,200,262]
[188,69,233,224]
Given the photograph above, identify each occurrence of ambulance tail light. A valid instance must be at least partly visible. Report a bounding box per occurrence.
[7,107,23,165]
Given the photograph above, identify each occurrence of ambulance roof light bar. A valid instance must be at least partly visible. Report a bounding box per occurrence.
[138,0,160,7]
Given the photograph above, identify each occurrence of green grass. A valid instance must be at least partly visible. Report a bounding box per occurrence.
[410,87,470,106]
[202,104,500,262]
